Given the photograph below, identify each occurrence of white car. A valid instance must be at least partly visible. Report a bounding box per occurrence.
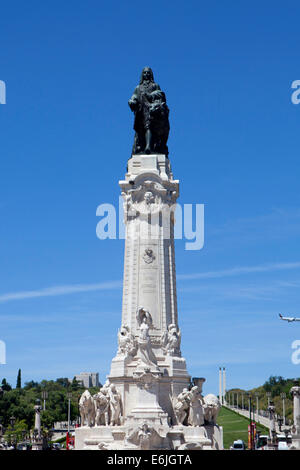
[230,439,246,450]
[277,434,292,450]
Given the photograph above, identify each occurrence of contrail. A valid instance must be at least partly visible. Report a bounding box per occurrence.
[1,261,300,303]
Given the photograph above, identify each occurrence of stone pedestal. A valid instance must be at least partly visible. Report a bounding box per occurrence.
[126,368,169,428]
[75,154,223,450]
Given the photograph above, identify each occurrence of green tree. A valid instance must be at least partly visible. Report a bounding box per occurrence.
[1,378,12,391]
[41,410,54,429]
[24,380,39,390]
[16,369,22,389]
[0,377,87,429]
[71,377,80,391]
[56,378,70,388]
[4,419,28,446]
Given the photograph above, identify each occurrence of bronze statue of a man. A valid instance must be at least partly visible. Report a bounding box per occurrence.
[128,67,170,156]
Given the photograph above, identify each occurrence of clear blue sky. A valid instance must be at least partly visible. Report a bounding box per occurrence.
[1,1,300,395]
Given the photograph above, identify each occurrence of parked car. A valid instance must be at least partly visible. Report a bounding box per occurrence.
[256,434,269,450]
[230,439,246,450]
[277,434,292,450]
[52,442,61,450]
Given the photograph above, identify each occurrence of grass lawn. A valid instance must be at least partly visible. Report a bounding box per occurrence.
[217,407,269,449]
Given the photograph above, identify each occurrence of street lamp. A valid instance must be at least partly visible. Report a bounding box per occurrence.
[246,392,251,413]
[67,392,72,435]
[266,391,272,407]
[280,392,286,426]
[255,392,259,421]
[41,391,48,411]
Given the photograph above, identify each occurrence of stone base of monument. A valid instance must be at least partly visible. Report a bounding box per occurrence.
[75,423,222,450]
[108,352,191,424]
[75,360,223,450]
[75,152,223,450]
[75,362,223,450]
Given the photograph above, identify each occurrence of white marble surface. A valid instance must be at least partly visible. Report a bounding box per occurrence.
[75,154,223,450]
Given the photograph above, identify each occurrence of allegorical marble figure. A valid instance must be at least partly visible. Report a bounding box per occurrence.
[136,307,159,370]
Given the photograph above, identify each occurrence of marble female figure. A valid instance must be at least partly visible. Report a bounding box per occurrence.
[136,307,158,370]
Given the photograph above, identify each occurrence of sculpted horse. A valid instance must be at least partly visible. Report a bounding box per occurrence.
[203,394,221,425]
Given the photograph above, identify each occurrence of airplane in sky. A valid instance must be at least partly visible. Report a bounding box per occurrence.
[279,313,300,323]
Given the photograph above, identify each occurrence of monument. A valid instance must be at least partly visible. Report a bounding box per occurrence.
[75,68,223,450]
[32,399,44,451]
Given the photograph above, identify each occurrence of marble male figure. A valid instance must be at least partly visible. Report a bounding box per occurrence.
[129,67,170,155]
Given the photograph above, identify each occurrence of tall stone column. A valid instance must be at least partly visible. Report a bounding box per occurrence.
[109,154,190,422]
[120,154,179,338]
[290,382,300,437]
[34,400,42,437]
[32,400,43,451]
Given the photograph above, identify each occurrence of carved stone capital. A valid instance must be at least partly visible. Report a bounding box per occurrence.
[121,178,179,224]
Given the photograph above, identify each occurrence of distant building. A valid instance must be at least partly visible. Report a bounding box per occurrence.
[70,372,100,388]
